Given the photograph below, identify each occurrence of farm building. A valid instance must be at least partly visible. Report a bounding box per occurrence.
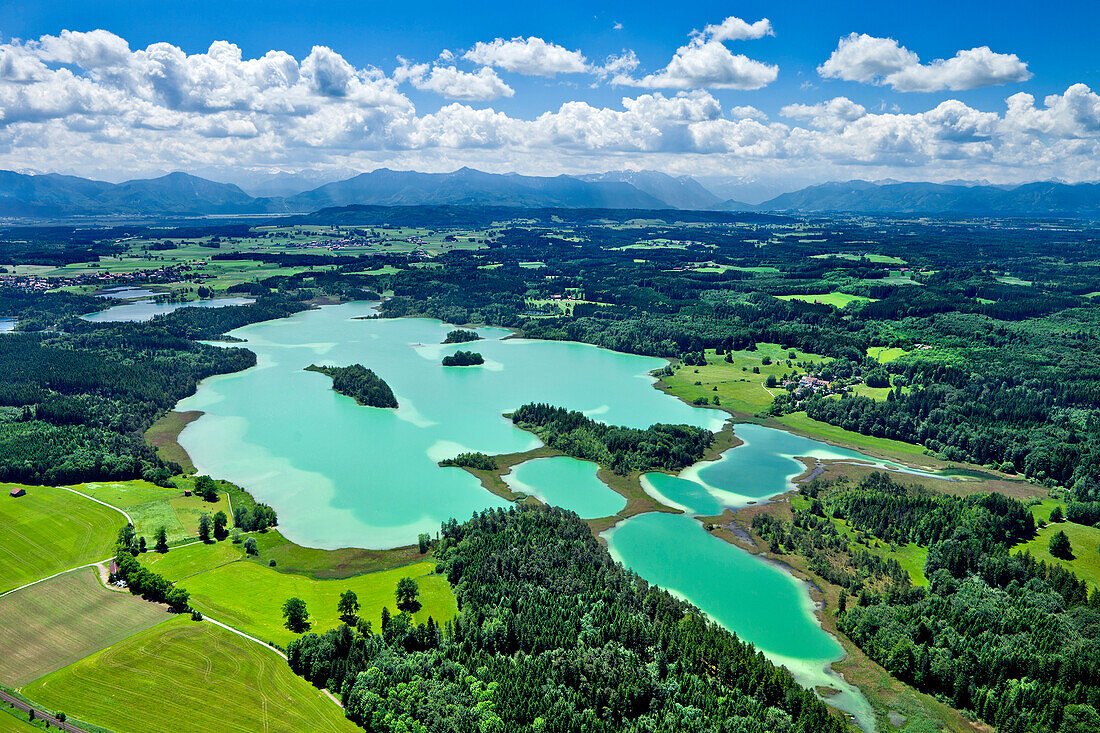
[8,487,25,498]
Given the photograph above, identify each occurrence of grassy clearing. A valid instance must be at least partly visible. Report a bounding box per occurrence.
[867,346,909,363]
[789,496,929,586]
[144,410,200,473]
[22,616,358,733]
[247,529,427,579]
[0,568,169,687]
[1016,502,1100,589]
[141,541,455,647]
[774,413,928,457]
[850,384,895,401]
[0,485,123,593]
[811,253,907,265]
[659,343,827,416]
[70,478,235,545]
[777,292,874,308]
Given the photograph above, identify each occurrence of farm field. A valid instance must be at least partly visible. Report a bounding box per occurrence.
[0,711,39,732]
[660,343,827,416]
[21,616,358,733]
[140,542,455,647]
[0,568,169,687]
[0,485,123,593]
[70,478,232,544]
[777,292,874,308]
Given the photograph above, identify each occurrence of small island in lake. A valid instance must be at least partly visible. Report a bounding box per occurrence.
[442,350,484,366]
[442,328,481,344]
[439,451,498,471]
[305,363,398,408]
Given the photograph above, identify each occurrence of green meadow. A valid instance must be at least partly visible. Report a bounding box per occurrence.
[660,343,828,415]
[0,485,123,592]
[866,346,910,363]
[22,616,358,733]
[777,292,874,308]
[1016,500,1100,589]
[141,540,456,647]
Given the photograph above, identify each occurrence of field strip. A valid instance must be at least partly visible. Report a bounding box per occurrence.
[57,486,133,524]
[201,616,344,709]
[0,560,108,599]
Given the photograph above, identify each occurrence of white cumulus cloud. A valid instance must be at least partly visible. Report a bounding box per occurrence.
[615,16,777,90]
[819,33,1031,92]
[462,37,589,76]
[394,61,513,101]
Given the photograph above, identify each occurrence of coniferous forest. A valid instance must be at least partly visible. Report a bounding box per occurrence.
[288,506,847,733]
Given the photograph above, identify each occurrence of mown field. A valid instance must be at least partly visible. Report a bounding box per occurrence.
[660,342,827,415]
[69,478,232,544]
[0,568,168,687]
[0,485,123,592]
[22,616,358,733]
[141,541,456,647]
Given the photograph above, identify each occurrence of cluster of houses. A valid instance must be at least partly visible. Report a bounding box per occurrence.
[0,263,196,292]
[784,374,841,396]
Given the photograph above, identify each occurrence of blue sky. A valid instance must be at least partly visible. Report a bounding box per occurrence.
[1,1,1098,193]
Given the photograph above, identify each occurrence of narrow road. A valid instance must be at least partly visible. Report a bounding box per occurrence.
[0,560,109,599]
[0,689,90,733]
[57,486,133,525]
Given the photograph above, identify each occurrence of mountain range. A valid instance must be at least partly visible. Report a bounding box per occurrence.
[1,168,1099,218]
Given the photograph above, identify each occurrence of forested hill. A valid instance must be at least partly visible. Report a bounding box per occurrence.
[288,505,849,733]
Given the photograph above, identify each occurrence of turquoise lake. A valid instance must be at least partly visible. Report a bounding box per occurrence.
[177,302,721,549]
[83,296,255,322]
[503,456,626,519]
[177,301,894,728]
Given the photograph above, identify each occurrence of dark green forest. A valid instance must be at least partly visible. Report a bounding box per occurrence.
[510,403,712,474]
[306,363,399,408]
[287,506,848,733]
[0,290,303,484]
[761,473,1100,732]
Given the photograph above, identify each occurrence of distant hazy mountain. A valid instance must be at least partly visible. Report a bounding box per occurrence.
[578,171,721,210]
[4,168,1100,218]
[751,180,1100,216]
[277,167,669,211]
[0,171,265,217]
